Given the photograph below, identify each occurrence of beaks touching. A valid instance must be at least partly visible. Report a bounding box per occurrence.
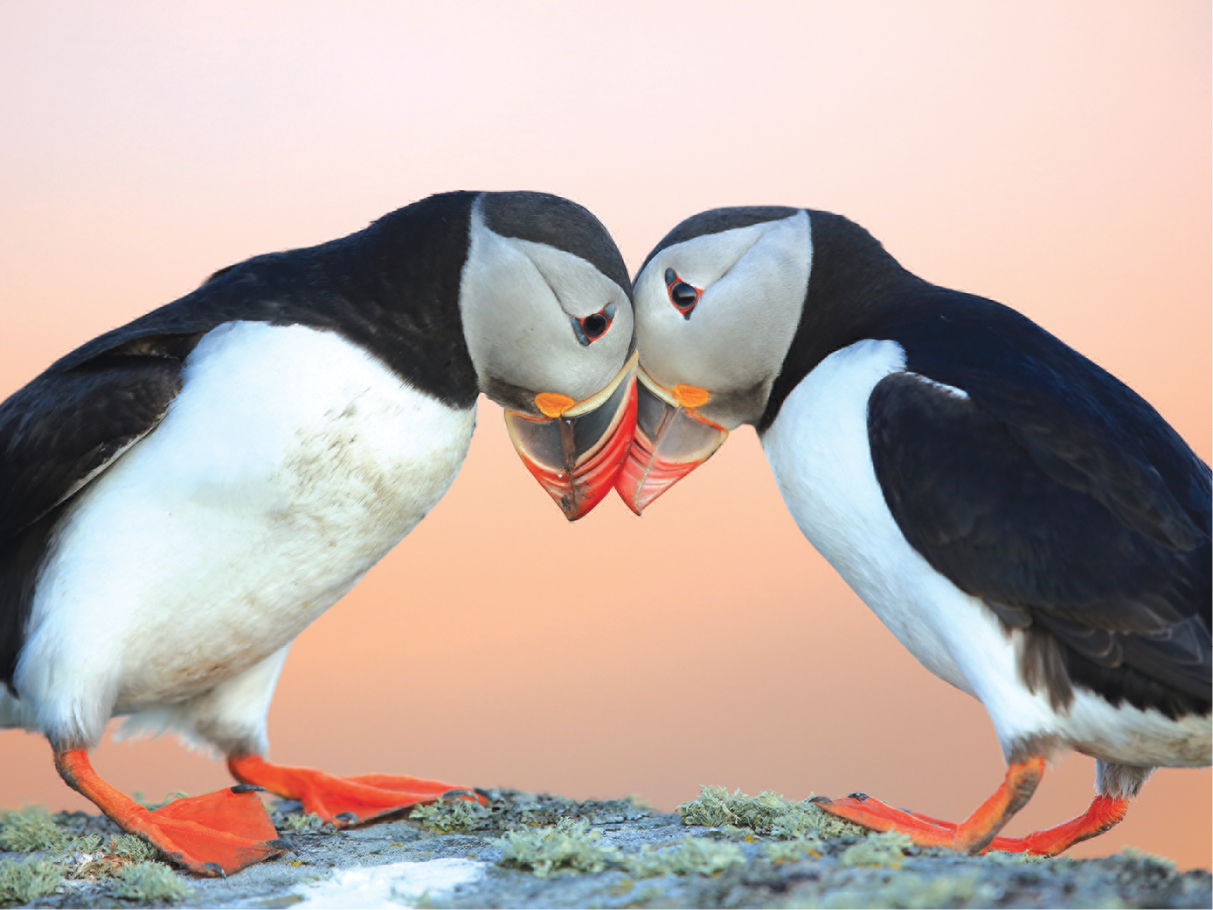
[504,352,639,521]
[613,365,728,515]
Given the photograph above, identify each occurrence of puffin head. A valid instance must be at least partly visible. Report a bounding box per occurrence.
[616,206,811,514]
[460,191,637,520]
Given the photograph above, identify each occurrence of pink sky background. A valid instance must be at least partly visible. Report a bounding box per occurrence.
[0,2,1209,869]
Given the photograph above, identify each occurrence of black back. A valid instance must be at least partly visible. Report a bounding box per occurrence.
[762,210,1211,718]
[54,191,482,409]
[0,191,485,689]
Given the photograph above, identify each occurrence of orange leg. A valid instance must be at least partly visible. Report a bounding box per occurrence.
[814,757,1046,853]
[55,748,289,876]
[227,754,485,826]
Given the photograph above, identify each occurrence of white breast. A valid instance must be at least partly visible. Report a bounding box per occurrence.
[759,339,1058,751]
[17,322,475,747]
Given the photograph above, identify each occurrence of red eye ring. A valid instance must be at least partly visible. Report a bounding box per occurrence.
[571,301,616,346]
[664,268,701,319]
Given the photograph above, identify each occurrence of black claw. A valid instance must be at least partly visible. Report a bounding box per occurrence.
[809,795,832,805]
[266,838,296,854]
[846,792,870,801]
[442,789,474,800]
[202,862,226,878]
[335,811,358,824]
[473,788,493,801]
[230,783,266,794]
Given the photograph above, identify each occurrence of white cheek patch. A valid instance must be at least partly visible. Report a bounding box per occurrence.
[460,204,632,403]
[635,211,811,408]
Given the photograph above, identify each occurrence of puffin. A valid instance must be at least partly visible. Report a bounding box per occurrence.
[0,190,638,875]
[615,206,1210,855]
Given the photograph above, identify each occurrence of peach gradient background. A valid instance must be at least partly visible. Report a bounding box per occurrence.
[1,2,1209,870]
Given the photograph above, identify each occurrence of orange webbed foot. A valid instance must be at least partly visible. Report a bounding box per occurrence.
[812,792,958,845]
[814,757,1047,854]
[139,786,292,875]
[228,754,487,826]
[814,759,1129,856]
[55,749,289,876]
[986,794,1130,855]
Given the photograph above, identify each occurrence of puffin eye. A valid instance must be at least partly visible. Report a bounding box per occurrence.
[664,269,701,320]
[582,313,608,338]
[571,302,615,346]
[671,283,698,306]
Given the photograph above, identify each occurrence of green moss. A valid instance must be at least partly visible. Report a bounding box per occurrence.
[410,798,492,833]
[280,811,327,832]
[622,837,745,877]
[64,834,104,856]
[838,831,914,868]
[10,827,180,890]
[59,835,116,881]
[0,857,62,905]
[491,817,620,877]
[110,861,195,903]
[676,786,868,840]
[764,835,824,864]
[109,833,161,862]
[677,786,784,828]
[0,806,70,853]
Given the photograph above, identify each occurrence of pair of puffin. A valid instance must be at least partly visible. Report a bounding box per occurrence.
[616,207,1211,855]
[2,193,1207,874]
[0,191,638,875]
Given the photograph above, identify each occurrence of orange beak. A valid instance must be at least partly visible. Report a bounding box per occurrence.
[614,366,729,515]
[504,352,638,521]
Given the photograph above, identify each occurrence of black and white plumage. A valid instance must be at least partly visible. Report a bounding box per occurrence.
[0,190,636,873]
[618,206,1210,852]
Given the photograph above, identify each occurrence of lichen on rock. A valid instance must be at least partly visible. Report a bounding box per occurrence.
[110,862,195,903]
[622,836,746,877]
[0,806,70,853]
[764,834,825,864]
[411,797,493,833]
[491,817,620,877]
[838,831,914,868]
[0,857,62,905]
[677,785,868,839]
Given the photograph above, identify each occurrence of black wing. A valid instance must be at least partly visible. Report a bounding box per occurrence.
[0,335,199,689]
[866,297,1211,719]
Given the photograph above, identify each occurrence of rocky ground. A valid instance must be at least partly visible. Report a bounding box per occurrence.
[1,787,1209,908]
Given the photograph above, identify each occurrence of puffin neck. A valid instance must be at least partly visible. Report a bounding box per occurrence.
[756,211,930,434]
[306,193,481,409]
